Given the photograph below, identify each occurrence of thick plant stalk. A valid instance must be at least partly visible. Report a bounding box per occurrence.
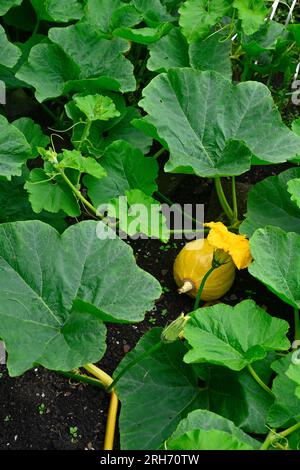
[194,266,217,310]
[84,364,119,451]
[104,391,119,451]
[84,363,113,389]
[58,170,100,217]
[260,430,275,450]
[152,148,165,160]
[58,370,105,388]
[78,120,92,150]
[260,422,300,450]
[231,176,238,222]
[214,178,234,222]
[280,421,300,438]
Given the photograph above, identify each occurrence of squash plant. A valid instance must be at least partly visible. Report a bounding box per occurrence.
[0,0,300,452]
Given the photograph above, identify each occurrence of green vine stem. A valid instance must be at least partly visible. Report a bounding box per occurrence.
[280,421,300,438]
[106,342,163,393]
[194,266,217,311]
[57,169,118,229]
[294,309,300,341]
[78,120,92,151]
[214,178,234,222]
[260,430,275,450]
[57,370,105,389]
[152,147,165,160]
[260,422,300,450]
[57,169,101,217]
[247,364,274,398]
[31,19,40,37]
[231,176,238,222]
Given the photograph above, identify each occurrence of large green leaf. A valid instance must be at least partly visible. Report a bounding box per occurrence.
[84,0,142,33]
[0,221,161,376]
[240,168,300,238]
[25,168,81,217]
[66,90,152,155]
[0,170,67,232]
[66,93,152,156]
[167,409,260,449]
[167,429,254,450]
[189,31,232,79]
[183,300,289,371]
[292,118,300,137]
[12,117,50,158]
[48,23,135,91]
[0,25,21,68]
[0,0,22,16]
[133,0,173,27]
[117,328,272,449]
[84,141,158,206]
[179,0,231,42]
[249,227,300,309]
[268,355,300,428]
[289,24,300,47]
[199,357,274,434]
[30,0,83,22]
[233,0,268,36]
[242,21,285,56]
[286,362,300,400]
[73,94,120,122]
[132,115,169,150]
[0,115,32,180]
[287,428,300,450]
[16,43,80,102]
[148,28,232,79]
[148,28,190,72]
[17,23,136,101]
[114,23,173,45]
[287,178,300,209]
[57,150,106,179]
[116,328,208,450]
[0,34,47,89]
[138,69,300,177]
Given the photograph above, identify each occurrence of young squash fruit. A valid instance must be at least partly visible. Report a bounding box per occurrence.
[173,239,235,301]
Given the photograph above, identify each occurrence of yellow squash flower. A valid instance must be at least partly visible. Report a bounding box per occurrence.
[205,222,252,270]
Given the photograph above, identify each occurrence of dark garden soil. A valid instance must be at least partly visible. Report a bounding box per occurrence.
[0,163,294,450]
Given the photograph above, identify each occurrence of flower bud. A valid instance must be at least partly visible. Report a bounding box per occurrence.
[37,147,58,164]
[212,248,232,268]
[161,313,190,344]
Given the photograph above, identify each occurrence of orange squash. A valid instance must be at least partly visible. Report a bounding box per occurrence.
[173,239,235,301]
